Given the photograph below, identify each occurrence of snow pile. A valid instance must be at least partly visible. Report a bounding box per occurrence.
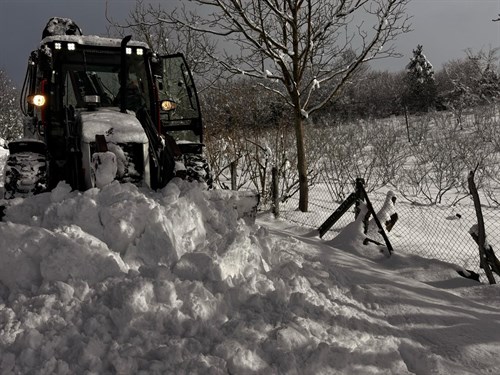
[0,178,500,374]
[42,17,82,38]
[0,180,266,373]
[92,151,118,188]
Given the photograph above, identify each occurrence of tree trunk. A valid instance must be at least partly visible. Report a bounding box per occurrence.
[294,106,308,212]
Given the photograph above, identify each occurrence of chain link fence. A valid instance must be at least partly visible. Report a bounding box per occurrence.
[277,176,500,275]
[259,105,500,278]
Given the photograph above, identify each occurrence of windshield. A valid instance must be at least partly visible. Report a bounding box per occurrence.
[60,50,150,112]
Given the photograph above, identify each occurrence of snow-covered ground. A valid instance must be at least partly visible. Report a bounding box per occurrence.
[0,144,500,374]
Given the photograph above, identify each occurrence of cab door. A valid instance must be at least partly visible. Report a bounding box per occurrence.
[157,53,202,142]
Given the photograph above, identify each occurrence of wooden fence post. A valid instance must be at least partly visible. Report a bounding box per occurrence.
[230,161,237,191]
[404,105,411,143]
[272,166,279,217]
[354,178,365,219]
[468,170,497,284]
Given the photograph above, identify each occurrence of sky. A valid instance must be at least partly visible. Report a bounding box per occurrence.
[0,0,499,87]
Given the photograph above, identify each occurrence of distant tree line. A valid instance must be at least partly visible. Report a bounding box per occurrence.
[310,45,500,123]
[200,45,500,130]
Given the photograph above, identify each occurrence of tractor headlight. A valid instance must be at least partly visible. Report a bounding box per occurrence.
[28,94,46,107]
[161,100,177,112]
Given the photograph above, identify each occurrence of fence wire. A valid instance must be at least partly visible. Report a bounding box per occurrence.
[276,177,500,278]
[254,105,500,281]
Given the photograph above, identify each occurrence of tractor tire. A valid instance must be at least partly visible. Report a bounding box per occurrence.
[4,151,47,199]
[183,153,213,188]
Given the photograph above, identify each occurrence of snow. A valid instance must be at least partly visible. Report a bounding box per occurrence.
[92,151,118,188]
[41,34,149,49]
[1,138,500,374]
[42,17,82,37]
[0,172,499,374]
[79,108,148,144]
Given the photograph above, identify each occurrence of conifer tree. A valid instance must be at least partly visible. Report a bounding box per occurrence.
[404,45,437,113]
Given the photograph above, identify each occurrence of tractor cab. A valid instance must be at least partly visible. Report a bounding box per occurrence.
[6,17,209,198]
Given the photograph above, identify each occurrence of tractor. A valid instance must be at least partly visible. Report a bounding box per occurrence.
[4,17,212,198]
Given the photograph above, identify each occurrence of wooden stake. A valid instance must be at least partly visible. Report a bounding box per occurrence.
[468,170,496,284]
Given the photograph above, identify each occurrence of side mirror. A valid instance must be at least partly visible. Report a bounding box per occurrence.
[150,53,163,77]
[152,61,162,77]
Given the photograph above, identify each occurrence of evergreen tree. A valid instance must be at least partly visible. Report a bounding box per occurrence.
[404,45,437,113]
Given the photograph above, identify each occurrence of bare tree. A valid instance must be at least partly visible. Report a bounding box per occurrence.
[166,0,411,211]
[106,0,219,86]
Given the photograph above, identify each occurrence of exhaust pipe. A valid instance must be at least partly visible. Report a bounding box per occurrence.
[120,35,132,113]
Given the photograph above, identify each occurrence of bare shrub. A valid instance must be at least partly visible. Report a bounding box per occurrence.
[476,107,500,206]
[317,118,407,202]
[397,111,492,205]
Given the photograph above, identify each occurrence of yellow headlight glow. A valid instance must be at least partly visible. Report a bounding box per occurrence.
[161,100,176,112]
[29,94,47,107]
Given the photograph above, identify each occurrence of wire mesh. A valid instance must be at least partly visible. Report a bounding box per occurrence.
[277,176,500,277]
[272,105,500,278]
